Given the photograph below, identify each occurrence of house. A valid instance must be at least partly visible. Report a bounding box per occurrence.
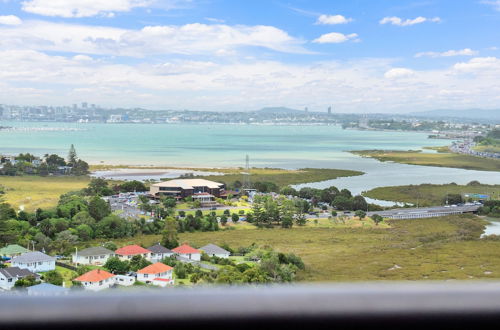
[147,243,173,263]
[27,283,69,296]
[200,244,231,259]
[172,244,201,261]
[11,251,56,272]
[72,246,115,266]
[0,244,30,259]
[149,179,225,199]
[74,269,116,291]
[137,262,173,286]
[0,267,40,291]
[114,274,136,287]
[115,245,151,261]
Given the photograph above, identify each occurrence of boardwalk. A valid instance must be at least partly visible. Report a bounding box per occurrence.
[367,204,480,220]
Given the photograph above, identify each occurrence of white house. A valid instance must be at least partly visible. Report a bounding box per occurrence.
[74,269,116,291]
[114,275,136,287]
[0,267,40,291]
[200,244,231,259]
[72,246,115,266]
[136,262,174,286]
[147,243,173,263]
[115,245,151,261]
[11,251,56,273]
[172,244,201,261]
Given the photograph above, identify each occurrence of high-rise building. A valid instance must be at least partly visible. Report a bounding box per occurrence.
[328,106,332,114]
[82,102,88,108]
[304,107,308,113]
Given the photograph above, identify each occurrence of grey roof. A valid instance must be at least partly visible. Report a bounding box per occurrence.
[200,244,230,255]
[11,251,56,264]
[0,267,39,279]
[76,246,115,257]
[27,283,68,293]
[147,244,173,254]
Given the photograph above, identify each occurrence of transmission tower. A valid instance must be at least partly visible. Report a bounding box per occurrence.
[243,154,251,189]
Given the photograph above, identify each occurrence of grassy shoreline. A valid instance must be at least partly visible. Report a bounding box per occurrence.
[364,183,500,206]
[351,149,500,172]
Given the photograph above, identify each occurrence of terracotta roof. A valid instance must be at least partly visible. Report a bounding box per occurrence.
[115,245,150,256]
[74,269,115,282]
[137,262,173,274]
[172,244,200,254]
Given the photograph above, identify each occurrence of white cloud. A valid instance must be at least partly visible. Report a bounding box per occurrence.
[453,57,500,73]
[205,17,225,23]
[312,32,358,44]
[0,20,308,56]
[481,0,500,11]
[21,0,156,18]
[316,14,352,25]
[415,48,478,58]
[384,68,415,79]
[379,16,441,26]
[0,15,22,25]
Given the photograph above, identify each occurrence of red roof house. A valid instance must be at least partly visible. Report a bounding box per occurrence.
[172,244,201,261]
[115,245,151,259]
[137,262,173,274]
[74,269,115,283]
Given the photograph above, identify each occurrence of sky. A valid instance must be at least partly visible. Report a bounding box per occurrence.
[0,0,499,113]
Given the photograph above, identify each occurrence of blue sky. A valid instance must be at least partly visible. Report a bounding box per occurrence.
[0,0,499,112]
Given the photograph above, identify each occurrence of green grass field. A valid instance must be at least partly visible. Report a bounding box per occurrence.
[352,149,500,172]
[197,167,363,187]
[55,265,78,287]
[0,176,90,211]
[86,214,500,282]
[364,183,500,206]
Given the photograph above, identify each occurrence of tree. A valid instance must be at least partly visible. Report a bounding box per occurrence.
[333,196,352,211]
[72,159,89,175]
[104,257,130,274]
[0,203,16,220]
[88,196,111,221]
[84,178,113,196]
[220,215,228,226]
[444,193,463,205]
[354,210,366,220]
[14,275,40,289]
[162,198,177,209]
[76,224,94,241]
[95,215,128,238]
[129,255,152,272]
[119,180,147,192]
[231,213,239,223]
[161,217,179,249]
[352,195,368,211]
[372,214,384,226]
[72,211,96,226]
[67,144,78,166]
[43,270,63,286]
[51,230,78,254]
[174,263,187,279]
[280,186,298,196]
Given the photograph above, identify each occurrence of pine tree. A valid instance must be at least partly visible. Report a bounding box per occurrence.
[161,217,179,249]
[67,144,78,166]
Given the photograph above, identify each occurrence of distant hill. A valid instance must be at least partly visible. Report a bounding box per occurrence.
[256,107,306,114]
[410,109,500,121]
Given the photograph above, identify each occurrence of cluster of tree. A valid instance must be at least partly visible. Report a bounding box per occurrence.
[104,255,152,274]
[443,193,464,205]
[281,185,382,211]
[250,195,307,228]
[0,145,89,176]
[0,180,164,254]
[478,200,500,218]
[474,129,500,147]
[164,244,305,284]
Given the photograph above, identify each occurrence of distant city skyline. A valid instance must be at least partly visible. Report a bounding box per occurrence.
[0,0,499,112]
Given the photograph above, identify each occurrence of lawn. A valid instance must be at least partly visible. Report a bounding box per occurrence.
[364,183,500,206]
[55,265,78,288]
[83,214,500,282]
[351,149,500,172]
[0,176,90,211]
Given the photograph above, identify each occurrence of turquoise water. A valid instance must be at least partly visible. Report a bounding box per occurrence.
[0,121,443,167]
[1,121,499,194]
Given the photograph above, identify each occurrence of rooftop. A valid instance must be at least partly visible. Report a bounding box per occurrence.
[27,283,68,293]
[200,244,231,255]
[0,244,29,256]
[11,251,56,264]
[152,179,223,190]
[75,246,115,257]
[115,245,150,256]
[172,244,200,255]
[74,269,115,283]
[0,267,39,279]
[137,262,173,274]
[147,244,173,254]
